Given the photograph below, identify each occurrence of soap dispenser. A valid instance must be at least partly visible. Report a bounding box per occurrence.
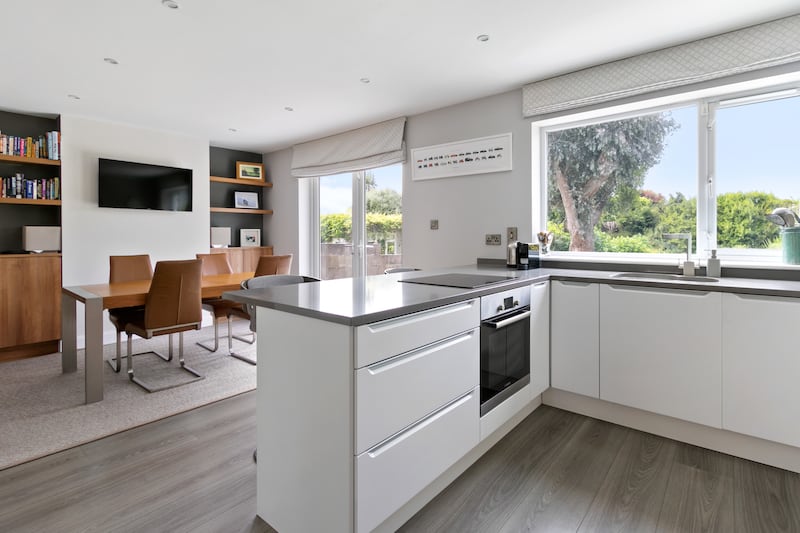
[707,249,721,277]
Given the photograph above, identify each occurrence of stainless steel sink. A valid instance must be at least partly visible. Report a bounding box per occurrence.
[611,272,719,283]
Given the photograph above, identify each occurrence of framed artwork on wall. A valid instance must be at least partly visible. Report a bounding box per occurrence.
[410,133,512,181]
[240,228,261,247]
[236,161,265,182]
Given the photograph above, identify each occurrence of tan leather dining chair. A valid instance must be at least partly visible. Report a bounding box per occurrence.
[107,254,154,372]
[254,254,293,276]
[195,253,249,353]
[123,259,204,392]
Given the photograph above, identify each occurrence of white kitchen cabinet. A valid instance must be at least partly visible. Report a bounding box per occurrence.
[551,280,599,398]
[529,281,550,398]
[355,328,478,454]
[356,389,479,533]
[599,284,722,428]
[722,293,800,448]
[355,300,480,531]
[355,298,479,367]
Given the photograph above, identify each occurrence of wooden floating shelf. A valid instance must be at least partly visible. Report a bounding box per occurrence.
[210,207,272,215]
[0,154,61,166]
[0,197,61,206]
[210,176,272,187]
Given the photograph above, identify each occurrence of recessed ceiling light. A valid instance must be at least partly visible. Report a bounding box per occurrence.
[360,77,371,84]
[284,106,294,112]
[162,0,179,9]
[104,57,119,65]
[67,94,81,100]
[477,34,490,42]
[228,128,238,132]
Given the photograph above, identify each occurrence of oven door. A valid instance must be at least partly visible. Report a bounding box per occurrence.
[479,306,531,416]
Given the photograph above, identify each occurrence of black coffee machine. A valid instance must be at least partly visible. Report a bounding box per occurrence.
[507,242,540,270]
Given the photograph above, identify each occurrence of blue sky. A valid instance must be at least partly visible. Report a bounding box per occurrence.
[643,95,799,200]
[319,163,403,214]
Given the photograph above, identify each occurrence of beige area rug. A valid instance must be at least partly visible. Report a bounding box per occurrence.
[0,324,257,470]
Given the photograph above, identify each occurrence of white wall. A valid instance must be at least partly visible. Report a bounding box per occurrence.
[60,115,210,343]
[264,88,534,270]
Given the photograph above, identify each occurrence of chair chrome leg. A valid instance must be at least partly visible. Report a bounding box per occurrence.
[109,329,169,371]
[196,316,221,352]
[229,329,257,366]
[127,331,203,393]
[231,318,256,345]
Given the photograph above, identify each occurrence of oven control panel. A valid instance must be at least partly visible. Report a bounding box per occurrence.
[480,286,531,320]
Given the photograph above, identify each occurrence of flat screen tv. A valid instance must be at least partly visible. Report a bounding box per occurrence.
[98,158,193,211]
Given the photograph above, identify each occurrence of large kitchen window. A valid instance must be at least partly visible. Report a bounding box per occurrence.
[315,164,403,279]
[539,84,800,265]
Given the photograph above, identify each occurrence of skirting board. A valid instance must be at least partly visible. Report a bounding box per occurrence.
[375,395,542,533]
[543,388,800,474]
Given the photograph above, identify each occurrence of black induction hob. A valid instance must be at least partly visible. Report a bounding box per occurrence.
[398,273,516,289]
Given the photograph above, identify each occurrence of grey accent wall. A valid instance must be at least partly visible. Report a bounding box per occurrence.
[402,89,531,269]
[262,147,298,272]
[263,89,532,271]
[209,146,267,247]
[0,110,61,251]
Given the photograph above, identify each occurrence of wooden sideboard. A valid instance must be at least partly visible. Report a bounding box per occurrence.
[0,253,61,361]
[208,246,273,273]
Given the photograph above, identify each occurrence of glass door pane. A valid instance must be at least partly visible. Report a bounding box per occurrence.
[319,172,353,280]
[366,164,403,275]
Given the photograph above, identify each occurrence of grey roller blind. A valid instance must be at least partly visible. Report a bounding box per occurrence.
[291,117,406,177]
[523,15,800,118]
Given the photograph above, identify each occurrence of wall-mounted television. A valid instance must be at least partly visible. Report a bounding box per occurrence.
[98,158,193,212]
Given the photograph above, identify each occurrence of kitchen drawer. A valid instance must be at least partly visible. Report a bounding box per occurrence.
[355,298,479,368]
[356,328,479,454]
[356,389,479,533]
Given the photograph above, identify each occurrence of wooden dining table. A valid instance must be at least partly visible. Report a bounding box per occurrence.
[61,272,254,404]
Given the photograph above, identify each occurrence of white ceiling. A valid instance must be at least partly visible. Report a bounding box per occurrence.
[2,1,799,154]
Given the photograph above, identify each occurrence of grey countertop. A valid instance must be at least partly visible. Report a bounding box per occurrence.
[223,265,800,326]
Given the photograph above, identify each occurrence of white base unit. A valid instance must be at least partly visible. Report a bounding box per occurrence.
[355,299,479,367]
[529,281,550,398]
[356,389,480,533]
[356,328,479,454]
[551,281,599,398]
[600,284,722,428]
[722,293,800,448]
[480,383,532,441]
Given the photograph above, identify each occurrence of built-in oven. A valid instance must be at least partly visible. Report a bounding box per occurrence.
[479,286,531,416]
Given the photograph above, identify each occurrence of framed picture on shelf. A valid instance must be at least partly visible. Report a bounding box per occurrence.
[240,228,261,247]
[236,161,265,182]
[234,191,259,209]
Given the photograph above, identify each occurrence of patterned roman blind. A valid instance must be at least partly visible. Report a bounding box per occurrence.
[522,15,800,118]
[291,117,406,177]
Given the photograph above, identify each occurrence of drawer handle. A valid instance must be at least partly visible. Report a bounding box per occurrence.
[367,330,476,374]
[366,390,474,458]
[366,299,477,333]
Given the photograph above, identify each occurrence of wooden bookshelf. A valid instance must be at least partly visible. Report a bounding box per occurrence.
[210,175,273,187]
[0,153,60,166]
[0,197,60,206]
[210,207,272,215]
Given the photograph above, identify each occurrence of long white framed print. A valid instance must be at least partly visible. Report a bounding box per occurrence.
[411,133,512,181]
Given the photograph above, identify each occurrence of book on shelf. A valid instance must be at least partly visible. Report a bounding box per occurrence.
[0,129,60,160]
[1,173,60,200]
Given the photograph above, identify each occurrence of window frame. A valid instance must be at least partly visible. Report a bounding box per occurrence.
[533,74,800,266]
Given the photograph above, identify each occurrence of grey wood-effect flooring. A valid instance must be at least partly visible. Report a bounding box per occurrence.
[1,395,799,533]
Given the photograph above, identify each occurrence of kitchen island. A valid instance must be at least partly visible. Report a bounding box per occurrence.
[225,264,800,532]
